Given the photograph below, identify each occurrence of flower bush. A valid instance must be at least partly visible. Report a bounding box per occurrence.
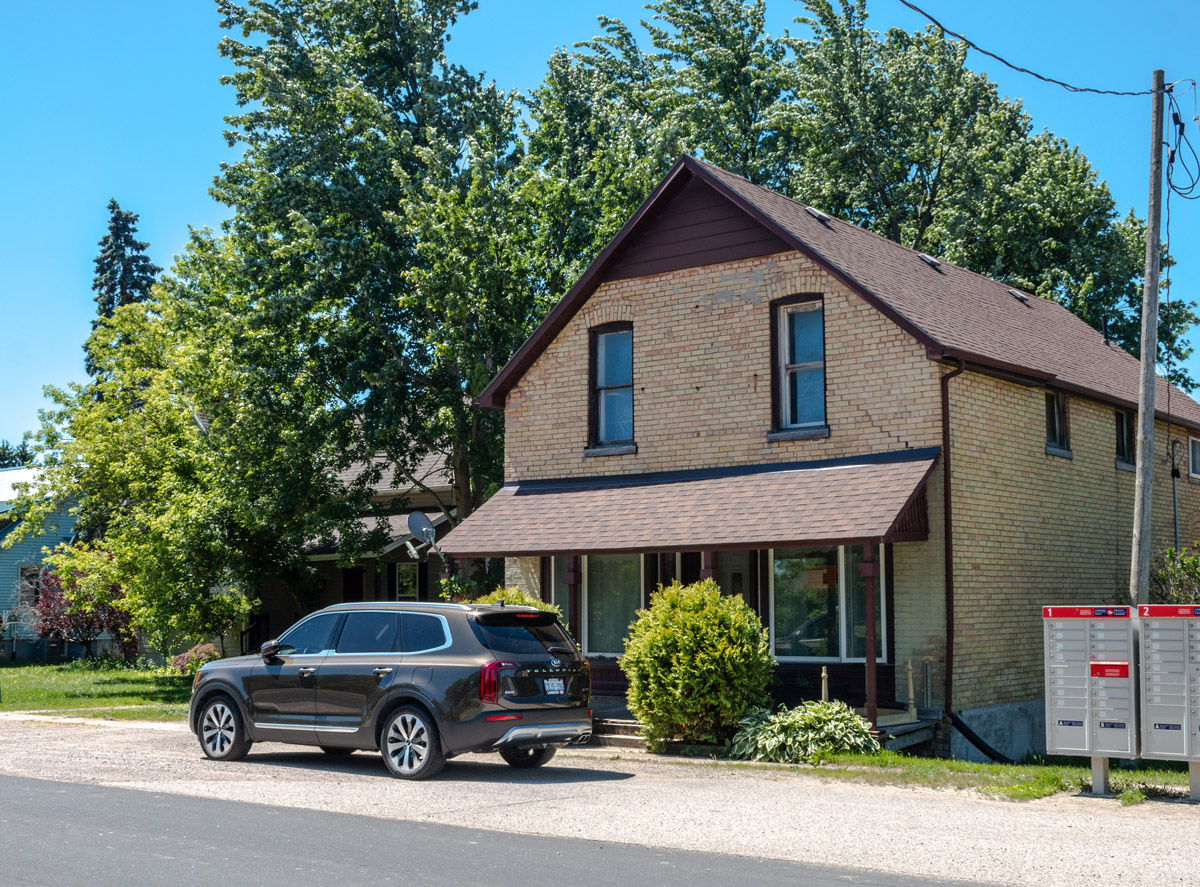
[620,579,774,749]
[170,643,221,675]
[731,701,881,763]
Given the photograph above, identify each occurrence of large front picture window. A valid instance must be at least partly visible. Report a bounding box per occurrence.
[584,553,641,656]
[771,546,885,662]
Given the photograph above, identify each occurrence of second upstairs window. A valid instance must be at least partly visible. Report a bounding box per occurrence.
[590,323,633,446]
[775,297,826,429]
[1045,391,1070,453]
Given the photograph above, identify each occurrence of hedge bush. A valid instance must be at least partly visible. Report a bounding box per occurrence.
[469,586,563,620]
[620,579,773,749]
[731,701,881,763]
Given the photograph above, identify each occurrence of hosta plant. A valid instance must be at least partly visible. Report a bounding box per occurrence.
[731,701,881,764]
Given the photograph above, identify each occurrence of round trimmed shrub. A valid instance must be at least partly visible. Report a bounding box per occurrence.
[171,643,221,675]
[470,586,562,620]
[619,579,774,749]
[731,701,881,763]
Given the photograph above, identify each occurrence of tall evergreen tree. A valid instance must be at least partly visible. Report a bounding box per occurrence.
[87,199,161,376]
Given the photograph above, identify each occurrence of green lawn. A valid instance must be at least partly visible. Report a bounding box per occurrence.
[0,664,191,721]
[690,749,1193,801]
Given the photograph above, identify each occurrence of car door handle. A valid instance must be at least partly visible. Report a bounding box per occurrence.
[297,667,318,677]
[372,667,393,677]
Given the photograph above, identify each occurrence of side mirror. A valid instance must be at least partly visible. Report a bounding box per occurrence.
[260,640,282,659]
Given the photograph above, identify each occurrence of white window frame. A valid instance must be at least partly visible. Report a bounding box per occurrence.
[17,564,41,609]
[767,546,887,664]
[778,300,826,429]
[1190,437,1200,479]
[581,553,644,658]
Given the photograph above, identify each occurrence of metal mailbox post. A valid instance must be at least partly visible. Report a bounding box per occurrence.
[1138,604,1200,800]
[1043,606,1138,794]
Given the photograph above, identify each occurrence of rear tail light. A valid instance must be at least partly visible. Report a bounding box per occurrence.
[479,660,518,704]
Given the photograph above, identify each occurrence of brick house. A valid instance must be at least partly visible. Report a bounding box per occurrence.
[439,155,1200,759]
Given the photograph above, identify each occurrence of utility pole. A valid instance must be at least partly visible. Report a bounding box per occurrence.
[1130,69,1166,606]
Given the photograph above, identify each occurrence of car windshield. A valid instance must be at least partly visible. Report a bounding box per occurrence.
[470,613,576,658]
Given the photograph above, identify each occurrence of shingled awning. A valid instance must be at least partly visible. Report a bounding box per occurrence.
[440,450,938,558]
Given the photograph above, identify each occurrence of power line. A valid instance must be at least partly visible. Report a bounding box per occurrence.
[896,0,1155,97]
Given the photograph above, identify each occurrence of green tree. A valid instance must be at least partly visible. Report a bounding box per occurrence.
[0,439,32,468]
[88,199,161,376]
[206,0,533,522]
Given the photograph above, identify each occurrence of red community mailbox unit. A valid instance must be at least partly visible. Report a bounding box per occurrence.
[1043,606,1138,759]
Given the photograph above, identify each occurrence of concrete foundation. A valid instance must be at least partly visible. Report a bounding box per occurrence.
[949,698,1045,762]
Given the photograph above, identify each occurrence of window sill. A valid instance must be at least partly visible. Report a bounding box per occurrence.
[584,443,638,458]
[1045,444,1073,459]
[767,426,831,443]
[1115,459,1136,472]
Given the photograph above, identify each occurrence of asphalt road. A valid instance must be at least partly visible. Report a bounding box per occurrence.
[0,774,978,887]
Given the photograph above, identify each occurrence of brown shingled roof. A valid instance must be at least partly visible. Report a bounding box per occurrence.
[439,451,937,558]
[333,451,453,496]
[477,155,1200,429]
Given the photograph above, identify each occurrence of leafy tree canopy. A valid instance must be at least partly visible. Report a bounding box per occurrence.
[0,439,32,469]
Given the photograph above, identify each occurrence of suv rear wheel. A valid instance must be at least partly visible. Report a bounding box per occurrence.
[381,706,445,780]
[499,747,556,769]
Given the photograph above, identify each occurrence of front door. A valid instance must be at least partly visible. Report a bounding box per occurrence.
[244,611,343,743]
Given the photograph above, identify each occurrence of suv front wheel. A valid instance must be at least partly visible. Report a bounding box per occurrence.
[381,706,445,780]
[198,694,252,762]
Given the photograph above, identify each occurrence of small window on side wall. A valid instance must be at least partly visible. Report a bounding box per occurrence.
[1190,437,1200,479]
[1115,410,1135,465]
[772,295,826,431]
[1045,391,1069,453]
[589,323,633,447]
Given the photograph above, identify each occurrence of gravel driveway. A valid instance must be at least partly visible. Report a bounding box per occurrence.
[0,713,1196,886]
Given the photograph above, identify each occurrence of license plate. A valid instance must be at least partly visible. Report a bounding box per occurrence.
[543,678,565,695]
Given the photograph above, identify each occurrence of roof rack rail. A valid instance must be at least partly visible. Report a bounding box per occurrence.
[804,205,831,223]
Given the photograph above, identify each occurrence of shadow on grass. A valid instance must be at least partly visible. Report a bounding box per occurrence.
[60,674,193,705]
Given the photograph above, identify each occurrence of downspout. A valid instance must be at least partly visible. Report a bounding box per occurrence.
[940,360,965,716]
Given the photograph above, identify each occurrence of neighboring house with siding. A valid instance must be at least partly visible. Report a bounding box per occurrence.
[252,452,458,651]
[0,467,77,657]
[440,155,1200,760]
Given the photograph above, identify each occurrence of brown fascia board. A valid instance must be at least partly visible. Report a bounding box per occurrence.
[441,535,889,559]
[932,347,1200,435]
[475,158,696,410]
[882,457,939,542]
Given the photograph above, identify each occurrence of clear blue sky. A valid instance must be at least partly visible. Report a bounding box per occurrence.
[2,0,1198,443]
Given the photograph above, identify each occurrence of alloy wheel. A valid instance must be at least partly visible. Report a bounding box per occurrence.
[202,702,236,758]
[386,712,430,775]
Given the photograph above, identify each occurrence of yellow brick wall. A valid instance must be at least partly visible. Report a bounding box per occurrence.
[504,251,944,479]
[948,371,1200,710]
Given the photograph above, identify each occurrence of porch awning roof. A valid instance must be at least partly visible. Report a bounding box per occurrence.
[440,448,939,558]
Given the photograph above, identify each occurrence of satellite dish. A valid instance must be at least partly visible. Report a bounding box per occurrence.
[407,512,438,545]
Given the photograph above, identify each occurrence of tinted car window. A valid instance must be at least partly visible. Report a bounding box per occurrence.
[400,613,447,653]
[336,612,399,654]
[472,619,574,657]
[278,613,341,655]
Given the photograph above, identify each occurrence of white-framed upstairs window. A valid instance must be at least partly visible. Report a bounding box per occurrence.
[768,546,886,663]
[773,295,826,430]
[1190,437,1200,479]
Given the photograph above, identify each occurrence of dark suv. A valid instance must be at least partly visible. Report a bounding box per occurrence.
[188,602,591,779]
